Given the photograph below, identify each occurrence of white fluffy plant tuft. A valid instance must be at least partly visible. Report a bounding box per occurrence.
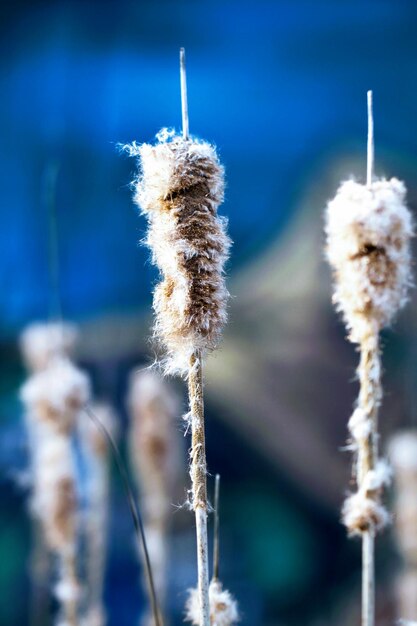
[124,129,231,375]
[326,178,413,344]
[185,580,239,626]
[20,322,78,372]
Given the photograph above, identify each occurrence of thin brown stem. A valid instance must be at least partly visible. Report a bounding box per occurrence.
[188,350,210,626]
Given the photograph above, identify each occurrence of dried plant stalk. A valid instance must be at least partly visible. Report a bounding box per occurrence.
[21,357,90,626]
[128,369,182,625]
[389,432,417,619]
[325,94,412,626]
[125,125,231,626]
[188,351,210,624]
[79,403,117,626]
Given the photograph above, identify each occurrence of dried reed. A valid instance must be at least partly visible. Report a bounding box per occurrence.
[123,48,231,626]
[325,92,412,626]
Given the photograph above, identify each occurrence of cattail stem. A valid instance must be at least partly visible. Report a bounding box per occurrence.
[362,530,375,626]
[358,335,380,626]
[360,338,379,626]
[188,350,210,626]
[29,523,49,626]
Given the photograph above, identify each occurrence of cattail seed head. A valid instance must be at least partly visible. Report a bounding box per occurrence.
[29,431,78,551]
[128,369,181,518]
[325,178,413,343]
[21,359,89,551]
[128,368,182,611]
[20,322,78,372]
[21,358,90,433]
[125,130,231,373]
[185,580,239,626]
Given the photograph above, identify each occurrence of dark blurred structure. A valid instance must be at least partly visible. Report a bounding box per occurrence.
[1,1,417,625]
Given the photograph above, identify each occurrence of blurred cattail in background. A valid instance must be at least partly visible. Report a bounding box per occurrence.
[325,92,413,626]
[20,356,90,625]
[20,322,80,626]
[389,431,417,620]
[79,402,118,626]
[20,322,78,373]
[127,369,182,625]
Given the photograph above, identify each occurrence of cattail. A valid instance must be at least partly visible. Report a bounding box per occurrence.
[128,369,182,625]
[123,49,231,626]
[21,357,90,626]
[389,431,417,620]
[325,92,413,626]
[125,128,230,375]
[20,322,78,626]
[79,403,117,626]
[20,322,78,372]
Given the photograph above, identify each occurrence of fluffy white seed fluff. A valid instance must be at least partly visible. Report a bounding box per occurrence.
[185,580,239,626]
[325,178,413,343]
[348,407,373,444]
[342,460,392,536]
[20,322,78,372]
[125,130,231,374]
[21,358,90,432]
[342,491,390,537]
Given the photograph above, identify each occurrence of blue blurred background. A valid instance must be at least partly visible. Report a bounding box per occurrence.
[1,1,417,625]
